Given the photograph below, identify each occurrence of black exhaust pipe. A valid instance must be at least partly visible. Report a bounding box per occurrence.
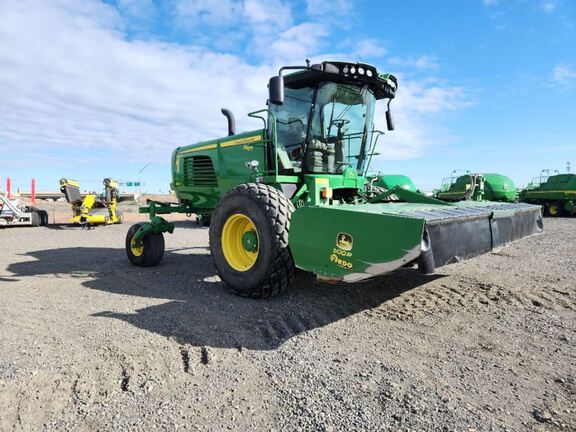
[221,108,236,136]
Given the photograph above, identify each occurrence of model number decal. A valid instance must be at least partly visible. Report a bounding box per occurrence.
[330,253,353,270]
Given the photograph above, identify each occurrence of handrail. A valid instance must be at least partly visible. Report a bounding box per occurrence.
[248,109,279,176]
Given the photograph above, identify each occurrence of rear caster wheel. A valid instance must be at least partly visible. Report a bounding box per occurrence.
[30,212,41,226]
[36,210,48,226]
[125,223,165,266]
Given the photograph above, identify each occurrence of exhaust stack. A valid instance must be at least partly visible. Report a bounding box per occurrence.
[221,108,236,136]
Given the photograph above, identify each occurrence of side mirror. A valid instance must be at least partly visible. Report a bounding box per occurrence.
[269,75,284,105]
[386,110,395,131]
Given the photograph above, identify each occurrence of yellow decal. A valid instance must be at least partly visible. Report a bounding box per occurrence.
[179,143,217,154]
[178,135,261,154]
[332,247,352,257]
[243,145,254,151]
[315,178,329,185]
[349,170,355,178]
[336,232,353,251]
[175,157,181,172]
[330,253,353,270]
[221,135,261,148]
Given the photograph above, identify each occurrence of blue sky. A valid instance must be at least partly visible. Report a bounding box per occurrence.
[0,0,575,194]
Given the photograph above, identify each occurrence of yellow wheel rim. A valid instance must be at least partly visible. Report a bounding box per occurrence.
[221,213,259,272]
[549,205,559,216]
[131,238,144,257]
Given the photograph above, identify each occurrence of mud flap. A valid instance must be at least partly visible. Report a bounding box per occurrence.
[419,205,543,272]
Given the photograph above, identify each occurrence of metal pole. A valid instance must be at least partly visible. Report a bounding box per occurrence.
[31,178,36,205]
[138,162,152,196]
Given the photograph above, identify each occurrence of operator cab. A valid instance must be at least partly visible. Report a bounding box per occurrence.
[268,61,397,176]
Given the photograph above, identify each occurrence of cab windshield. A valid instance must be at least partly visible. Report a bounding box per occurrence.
[272,82,375,174]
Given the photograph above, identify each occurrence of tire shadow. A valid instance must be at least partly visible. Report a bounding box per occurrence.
[6,246,444,350]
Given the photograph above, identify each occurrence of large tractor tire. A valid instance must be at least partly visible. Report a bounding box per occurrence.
[125,223,165,267]
[209,183,296,298]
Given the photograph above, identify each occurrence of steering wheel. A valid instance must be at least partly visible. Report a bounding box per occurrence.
[330,119,350,129]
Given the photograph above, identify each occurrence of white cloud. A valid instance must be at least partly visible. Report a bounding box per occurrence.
[354,39,387,59]
[116,0,156,20]
[269,22,329,63]
[0,0,471,171]
[244,0,292,27]
[174,0,243,26]
[0,0,274,163]
[553,64,576,90]
[540,0,559,13]
[388,55,439,71]
[306,0,351,16]
[372,77,470,160]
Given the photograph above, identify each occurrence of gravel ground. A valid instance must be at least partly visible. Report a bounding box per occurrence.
[0,217,574,431]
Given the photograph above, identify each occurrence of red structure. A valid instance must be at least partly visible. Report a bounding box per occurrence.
[6,177,11,199]
[31,178,36,205]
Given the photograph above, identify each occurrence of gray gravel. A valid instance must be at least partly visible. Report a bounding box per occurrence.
[0,218,574,431]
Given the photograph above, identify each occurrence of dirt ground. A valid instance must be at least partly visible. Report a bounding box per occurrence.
[0,214,574,431]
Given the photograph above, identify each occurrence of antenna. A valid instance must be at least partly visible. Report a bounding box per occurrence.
[567,161,571,173]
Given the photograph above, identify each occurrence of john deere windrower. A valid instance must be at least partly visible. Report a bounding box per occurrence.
[125,60,543,298]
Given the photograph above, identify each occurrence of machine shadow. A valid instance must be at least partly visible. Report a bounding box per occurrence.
[7,246,444,350]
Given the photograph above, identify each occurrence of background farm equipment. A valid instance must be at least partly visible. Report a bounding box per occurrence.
[519,173,576,216]
[125,60,543,298]
[60,178,123,227]
[435,171,517,203]
[0,194,48,227]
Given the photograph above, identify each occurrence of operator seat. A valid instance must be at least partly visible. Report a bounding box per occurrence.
[60,179,82,205]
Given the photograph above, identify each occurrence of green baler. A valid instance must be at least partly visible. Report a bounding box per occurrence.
[435,172,517,202]
[519,173,576,216]
[369,174,419,193]
[125,60,543,298]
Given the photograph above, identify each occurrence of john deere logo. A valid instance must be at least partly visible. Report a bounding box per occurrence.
[337,233,353,251]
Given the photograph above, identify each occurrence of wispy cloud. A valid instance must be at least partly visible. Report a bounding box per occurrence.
[306,0,352,16]
[553,64,576,90]
[540,0,559,13]
[388,55,439,71]
[354,39,387,59]
[373,78,470,160]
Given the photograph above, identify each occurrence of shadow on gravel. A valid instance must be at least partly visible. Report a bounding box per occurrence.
[43,223,82,230]
[7,246,443,350]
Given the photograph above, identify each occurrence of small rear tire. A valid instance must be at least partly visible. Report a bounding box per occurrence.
[30,212,40,227]
[37,210,48,226]
[125,223,165,266]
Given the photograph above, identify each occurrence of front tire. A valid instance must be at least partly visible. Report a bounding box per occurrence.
[210,183,296,298]
[545,201,564,217]
[30,212,40,227]
[125,223,165,266]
